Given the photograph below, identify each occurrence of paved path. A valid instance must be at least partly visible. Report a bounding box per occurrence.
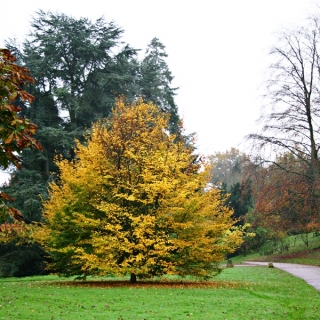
[243,261,320,291]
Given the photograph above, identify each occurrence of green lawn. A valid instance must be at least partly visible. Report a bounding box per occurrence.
[1,266,319,319]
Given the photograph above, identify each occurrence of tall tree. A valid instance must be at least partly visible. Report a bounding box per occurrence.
[140,38,180,134]
[3,11,139,221]
[35,99,243,281]
[248,17,320,167]
[247,16,320,226]
[22,10,138,128]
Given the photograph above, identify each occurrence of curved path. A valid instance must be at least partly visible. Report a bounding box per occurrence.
[243,261,320,291]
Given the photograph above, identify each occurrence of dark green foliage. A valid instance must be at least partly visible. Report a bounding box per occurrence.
[22,10,138,128]
[0,242,48,277]
[1,169,48,223]
[227,182,253,224]
[140,38,180,134]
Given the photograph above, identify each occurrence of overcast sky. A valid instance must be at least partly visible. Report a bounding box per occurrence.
[0,0,319,183]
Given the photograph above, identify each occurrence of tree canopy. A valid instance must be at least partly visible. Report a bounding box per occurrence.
[247,153,320,239]
[35,99,243,281]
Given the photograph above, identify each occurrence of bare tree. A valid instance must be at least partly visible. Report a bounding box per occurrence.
[248,16,320,179]
[247,16,320,226]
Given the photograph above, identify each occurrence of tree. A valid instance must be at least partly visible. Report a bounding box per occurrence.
[0,49,41,224]
[247,16,320,227]
[247,153,320,240]
[227,182,252,223]
[140,38,180,134]
[35,99,243,281]
[22,10,138,128]
[209,148,249,191]
[209,148,253,226]
[0,50,42,278]
[248,17,320,167]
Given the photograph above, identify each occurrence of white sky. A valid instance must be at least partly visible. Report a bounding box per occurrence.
[0,0,319,183]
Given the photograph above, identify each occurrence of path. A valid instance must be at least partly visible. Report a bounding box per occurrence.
[243,261,320,291]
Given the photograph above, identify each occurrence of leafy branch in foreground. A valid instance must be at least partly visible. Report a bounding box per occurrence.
[0,48,42,228]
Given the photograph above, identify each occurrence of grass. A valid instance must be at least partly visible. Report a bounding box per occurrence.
[233,232,320,266]
[1,267,320,319]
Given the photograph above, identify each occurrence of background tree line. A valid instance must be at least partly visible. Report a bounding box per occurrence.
[210,14,320,255]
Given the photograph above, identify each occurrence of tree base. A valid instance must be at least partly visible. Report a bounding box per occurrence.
[130,273,137,283]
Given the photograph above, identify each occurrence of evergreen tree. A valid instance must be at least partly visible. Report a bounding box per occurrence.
[140,38,180,134]
[3,11,138,221]
[23,10,138,128]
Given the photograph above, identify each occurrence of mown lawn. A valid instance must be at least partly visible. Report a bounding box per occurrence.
[0,266,319,319]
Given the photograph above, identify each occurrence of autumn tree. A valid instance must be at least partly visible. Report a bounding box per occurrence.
[0,49,41,170]
[35,99,243,282]
[0,48,41,224]
[247,153,320,243]
[0,50,45,277]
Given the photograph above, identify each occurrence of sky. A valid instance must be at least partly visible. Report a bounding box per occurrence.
[0,0,319,183]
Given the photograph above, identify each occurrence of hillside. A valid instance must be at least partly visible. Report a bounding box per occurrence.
[234,232,320,266]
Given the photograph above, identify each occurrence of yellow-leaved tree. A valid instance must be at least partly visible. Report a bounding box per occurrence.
[35,99,243,282]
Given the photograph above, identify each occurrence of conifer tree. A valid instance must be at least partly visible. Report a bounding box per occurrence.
[140,38,180,134]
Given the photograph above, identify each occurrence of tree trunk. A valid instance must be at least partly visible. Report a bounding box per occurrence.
[130,273,137,283]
